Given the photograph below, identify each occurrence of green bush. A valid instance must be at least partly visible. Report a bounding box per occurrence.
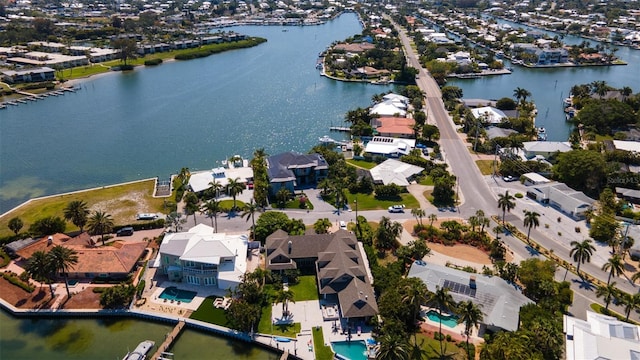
[113,219,165,233]
[100,283,135,308]
[514,193,524,198]
[174,37,267,61]
[144,58,163,66]
[0,248,10,268]
[3,272,34,293]
[136,280,145,298]
[92,287,107,293]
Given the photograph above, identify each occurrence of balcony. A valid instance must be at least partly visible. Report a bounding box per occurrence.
[182,267,217,275]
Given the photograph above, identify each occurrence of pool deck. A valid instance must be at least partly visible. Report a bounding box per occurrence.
[420,306,484,345]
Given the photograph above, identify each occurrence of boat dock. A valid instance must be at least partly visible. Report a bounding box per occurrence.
[329,126,350,132]
[151,319,185,360]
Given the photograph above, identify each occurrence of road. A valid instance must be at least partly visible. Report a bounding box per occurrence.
[391,18,639,322]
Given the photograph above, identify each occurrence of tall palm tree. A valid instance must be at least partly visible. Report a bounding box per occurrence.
[427,286,456,357]
[602,254,624,285]
[497,191,516,225]
[631,271,640,285]
[208,180,224,199]
[376,334,410,360]
[408,338,427,360]
[570,239,596,276]
[25,250,55,297]
[596,282,618,311]
[183,192,200,225]
[225,177,245,211]
[200,199,222,232]
[457,301,483,360]
[513,87,531,105]
[48,245,78,298]
[86,211,114,246]
[620,292,640,321]
[241,199,260,240]
[63,200,90,232]
[177,167,190,184]
[274,288,295,317]
[376,216,403,251]
[411,208,425,228]
[523,210,540,243]
[401,279,429,341]
[428,214,437,227]
[313,218,332,234]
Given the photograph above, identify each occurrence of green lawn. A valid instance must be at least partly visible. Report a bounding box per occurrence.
[289,276,319,301]
[283,194,314,210]
[60,64,112,80]
[189,296,229,325]
[257,305,301,337]
[219,199,246,211]
[313,327,334,360]
[590,303,638,324]
[418,175,434,186]
[346,159,377,170]
[416,333,466,359]
[475,160,499,176]
[345,192,419,211]
[0,179,170,238]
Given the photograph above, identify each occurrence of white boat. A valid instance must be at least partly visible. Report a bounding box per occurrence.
[123,340,155,360]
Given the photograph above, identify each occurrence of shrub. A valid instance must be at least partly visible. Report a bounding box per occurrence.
[514,193,523,198]
[0,249,10,268]
[136,280,145,298]
[3,272,34,293]
[434,332,444,340]
[144,58,163,66]
[100,283,135,308]
[446,334,452,342]
[92,287,107,293]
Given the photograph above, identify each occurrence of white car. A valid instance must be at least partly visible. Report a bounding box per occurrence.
[388,205,405,213]
[339,221,347,230]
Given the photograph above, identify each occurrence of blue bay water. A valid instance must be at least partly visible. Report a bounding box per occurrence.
[0,12,394,213]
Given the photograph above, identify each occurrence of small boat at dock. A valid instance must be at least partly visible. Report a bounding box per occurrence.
[122,340,155,360]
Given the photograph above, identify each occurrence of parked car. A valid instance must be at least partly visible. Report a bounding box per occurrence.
[503,175,517,182]
[136,213,158,221]
[116,227,134,236]
[339,221,347,230]
[388,205,405,213]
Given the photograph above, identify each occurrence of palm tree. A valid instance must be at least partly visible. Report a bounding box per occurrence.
[226,177,245,211]
[63,200,90,232]
[428,214,437,227]
[274,288,295,317]
[376,217,403,251]
[457,301,483,360]
[25,250,55,297]
[632,271,640,285]
[177,167,190,184]
[408,338,428,360]
[411,208,425,228]
[183,192,200,225]
[48,245,78,298]
[208,180,224,199]
[620,292,640,321]
[376,334,410,360]
[241,199,260,240]
[513,87,531,105]
[523,210,540,243]
[570,239,596,276]
[275,188,291,208]
[401,279,429,341]
[602,254,624,285]
[317,178,331,196]
[590,80,608,98]
[86,211,114,246]
[201,199,222,232]
[427,286,456,357]
[596,282,618,311]
[497,191,516,225]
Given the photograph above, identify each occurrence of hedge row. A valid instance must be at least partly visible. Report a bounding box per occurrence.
[3,272,35,293]
[0,249,10,268]
[92,287,107,293]
[136,280,145,298]
[144,58,163,66]
[113,219,165,233]
[21,82,55,90]
[174,37,267,60]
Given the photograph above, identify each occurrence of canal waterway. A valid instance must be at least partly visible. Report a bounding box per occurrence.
[449,16,640,142]
[0,12,394,213]
[0,310,278,359]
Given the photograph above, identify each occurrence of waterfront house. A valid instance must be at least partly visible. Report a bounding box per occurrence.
[188,161,253,194]
[15,232,148,280]
[266,152,328,196]
[1,67,55,84]
[6,51,88,68]
[333,42,375,53]
[522,141,572,160]
[158,224,248,290]
[369,159,424,186]
[371,116,415,138]
[369,101,407,117]
[563,311,640,360]
[511,43,568,65]
[470,106,507,125]
[525,182,595,219]
[364,136,415,158]
[265,229,378,321]
[408,261,533,334]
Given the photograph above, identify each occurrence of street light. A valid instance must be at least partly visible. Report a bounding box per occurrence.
[354,197,360,239]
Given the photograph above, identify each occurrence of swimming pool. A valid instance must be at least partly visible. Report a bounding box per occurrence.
[426,310,459,328]
[158,286,197,303]
[332,340,367,360]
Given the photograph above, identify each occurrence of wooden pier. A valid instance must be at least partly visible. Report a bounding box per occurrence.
[329,126,351,132]
[151,320,185,360]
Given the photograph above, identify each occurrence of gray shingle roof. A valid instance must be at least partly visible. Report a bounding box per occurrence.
[408,261,533,331]
[266,152,328,183]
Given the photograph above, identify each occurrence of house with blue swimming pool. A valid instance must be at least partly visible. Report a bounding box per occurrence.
[408,261,533,334]
[157,224,248,290]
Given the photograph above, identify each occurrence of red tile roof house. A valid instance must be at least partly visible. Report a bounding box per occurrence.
[14,232,148,280]
[372,116,416,138]
[265,229,378,321]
